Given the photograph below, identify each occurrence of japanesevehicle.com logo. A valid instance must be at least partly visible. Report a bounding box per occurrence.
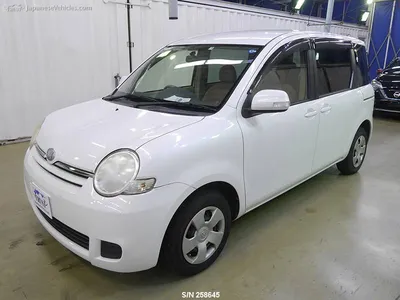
[3,4,93,12]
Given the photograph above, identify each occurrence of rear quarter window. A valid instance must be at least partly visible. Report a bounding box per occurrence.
[353,45,370,87]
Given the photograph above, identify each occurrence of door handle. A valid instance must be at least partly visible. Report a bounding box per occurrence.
[320,104,332,114]
[304,109,317,118]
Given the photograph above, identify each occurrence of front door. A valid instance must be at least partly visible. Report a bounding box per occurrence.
[238,39,320,210]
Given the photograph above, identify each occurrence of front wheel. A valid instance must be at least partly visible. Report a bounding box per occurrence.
[159,190,231,276]
[337,127,368,175]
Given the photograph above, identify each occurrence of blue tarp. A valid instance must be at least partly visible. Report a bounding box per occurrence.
[221,0,366,24]
[301,0,365,23]
[368,0,400,79]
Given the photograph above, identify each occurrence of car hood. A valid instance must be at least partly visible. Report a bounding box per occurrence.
[35,99,203,171]
[378,68,400,82]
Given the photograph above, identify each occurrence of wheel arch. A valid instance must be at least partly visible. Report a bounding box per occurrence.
[158,181,241,262]
[359,119,372,140]
[169,181,241,225]
[344,118,372,156]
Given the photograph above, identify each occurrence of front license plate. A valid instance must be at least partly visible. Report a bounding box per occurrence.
[31,183,52,219]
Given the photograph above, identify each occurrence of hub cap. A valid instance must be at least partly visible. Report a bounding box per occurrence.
[353,135,366,168]
[182,206,225,264]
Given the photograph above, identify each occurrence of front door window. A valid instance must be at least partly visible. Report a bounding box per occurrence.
[253,49,309,105]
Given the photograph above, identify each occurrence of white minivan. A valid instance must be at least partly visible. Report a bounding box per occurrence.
[24,30,374,276]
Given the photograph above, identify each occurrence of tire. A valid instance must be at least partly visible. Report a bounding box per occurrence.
[337,127,368,175]
[159,189,231,276]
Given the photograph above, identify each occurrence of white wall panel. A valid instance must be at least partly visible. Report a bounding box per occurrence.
[0,0,368,141]
[0,0,129,141]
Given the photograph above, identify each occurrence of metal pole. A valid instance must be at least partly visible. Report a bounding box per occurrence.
[324,0,335,32]
[342,0,346,22]
[383,0,396,68]
[169,0,178,19]
[126,0,133,72]
[366,1,376,53]
[317,3,322,18]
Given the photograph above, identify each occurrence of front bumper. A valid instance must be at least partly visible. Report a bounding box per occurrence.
[374,89,400,113]
[24,148,194,272]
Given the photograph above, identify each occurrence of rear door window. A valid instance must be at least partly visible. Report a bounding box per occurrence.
[315,41,352,96]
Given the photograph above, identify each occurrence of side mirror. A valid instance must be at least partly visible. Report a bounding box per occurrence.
[376,68,383,75]
[244,90,290,117]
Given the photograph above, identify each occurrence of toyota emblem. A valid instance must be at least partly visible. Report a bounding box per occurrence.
[394,92,400,98]
[46,148,56,162]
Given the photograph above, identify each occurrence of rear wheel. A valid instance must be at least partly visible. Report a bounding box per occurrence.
[160,189,231,276]
[337,127,368,175]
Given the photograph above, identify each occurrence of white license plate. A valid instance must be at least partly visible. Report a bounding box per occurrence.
[31,183,52,219]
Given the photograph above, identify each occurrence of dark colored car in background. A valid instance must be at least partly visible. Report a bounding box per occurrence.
[372,57,400,113]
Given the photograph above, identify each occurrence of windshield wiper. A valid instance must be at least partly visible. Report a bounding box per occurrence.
[103,93,158,102]
[134,101,217,112]
[104,93,217,112]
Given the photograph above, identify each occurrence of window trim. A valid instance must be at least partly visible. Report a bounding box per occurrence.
[308,48,317,101]
[241,38,313,118]
[350,46,357,89]
[314,87,353,98]
[314,38,353,99]
[386,57,400,69]
[353,44,370,86]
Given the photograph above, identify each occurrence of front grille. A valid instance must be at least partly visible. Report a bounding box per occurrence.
[38,209,89,250]
[384,89,400,99]
[380,80,400,99]
[36,144,46,159]
[35,144,93,179]
[33,144,93,187]
[36,162,83,187]
[54,161,93,179]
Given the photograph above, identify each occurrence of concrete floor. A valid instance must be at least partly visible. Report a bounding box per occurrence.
[1,116,400,300]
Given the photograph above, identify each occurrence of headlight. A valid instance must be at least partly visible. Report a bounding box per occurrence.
[29,120,44,149]
[371,79,383,91]
[94,149,156,197]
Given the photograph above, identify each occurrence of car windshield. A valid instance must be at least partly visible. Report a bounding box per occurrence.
[387,57,400,69]
[107,45,261,112]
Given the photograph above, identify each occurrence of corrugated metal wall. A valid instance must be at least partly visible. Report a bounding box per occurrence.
[0,0,130,141]
[0,0,368,141]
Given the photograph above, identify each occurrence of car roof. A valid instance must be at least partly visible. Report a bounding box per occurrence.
[170,30,364,46]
